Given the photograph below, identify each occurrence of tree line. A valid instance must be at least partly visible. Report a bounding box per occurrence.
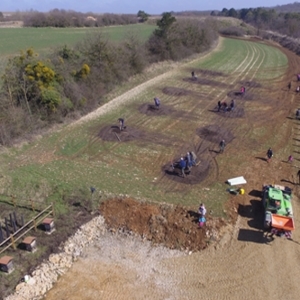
[0,13,218,145]
[213,7,300,38]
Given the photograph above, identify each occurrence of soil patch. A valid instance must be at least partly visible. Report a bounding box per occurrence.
[187,68,225,77]
[97,124,173,146]
[183,77,229,88]
[227,90,255,100]
[196,124,235,144]
[98,125,145,142]
[99,197,226,252]
[138,103,175,116]
[210,107,245,118]
[162,158,210,184]
[162,86,193,96]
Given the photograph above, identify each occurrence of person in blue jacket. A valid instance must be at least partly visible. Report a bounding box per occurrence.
[154,97,160,109]
[179,157,186,178]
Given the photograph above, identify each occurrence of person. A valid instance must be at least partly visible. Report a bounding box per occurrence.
[288,82,292,90]
[240,86,245,95]
[296,108,300,120]
[230,99,235,111]
[219,140,226,153]
[288,155,293,163]
[297,74,300,81]
[154,97,160,109]
[186,152,192,170]
[266,148,273,163]
[179,157,187,178]
[190,151,197,166]
[217,101,221,112]
[118,118,125,131]
[191,71,197,80]
[297,169,300,185]
[198,203,207,217]
[198,216,206,228]
[297,86,300,93]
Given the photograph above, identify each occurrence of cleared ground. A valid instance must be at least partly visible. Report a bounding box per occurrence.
[42,36,300,300]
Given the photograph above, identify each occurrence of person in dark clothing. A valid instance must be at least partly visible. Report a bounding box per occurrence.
[190,151,197,166]
[288,82,292,90]
[297,169,300,185]
[296,108,300,120]
[230,99,235,111]
[219,140,226,153]
[266,148,273,163]
[154,97,160,109]
[186,152,192,170]
[118,118,125,131]
[217,101,221,112]
[179,157,187,177]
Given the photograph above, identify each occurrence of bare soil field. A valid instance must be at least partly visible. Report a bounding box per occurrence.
[43,37,300,300]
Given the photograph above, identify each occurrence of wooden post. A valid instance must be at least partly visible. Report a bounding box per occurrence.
[52,203,55,218]
[33,219,37,232]
[10,234,16,250]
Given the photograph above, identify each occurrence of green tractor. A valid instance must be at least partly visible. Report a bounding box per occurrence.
[262,184,294,232]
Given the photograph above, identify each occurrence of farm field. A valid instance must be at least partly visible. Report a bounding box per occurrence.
[3,35,300,299]
[0,23,155,56]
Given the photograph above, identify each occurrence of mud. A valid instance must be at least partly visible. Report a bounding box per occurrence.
[99,197,226,252]
[138,103,175,116]
[98,125,144,142]
[183,77,229,88]
[188,68,225,77]
[196,124,235,144]
[162,86,193,96]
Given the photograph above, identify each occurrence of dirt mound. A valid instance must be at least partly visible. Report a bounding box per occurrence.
[162,159,210,184]
[227,90,255,100]
[196,124,235,144]
[183,77,229,88]
[211,107,245,118]
[162,86,192,96]
[187,68,225,77]
[98,125,147,142]
[138,103,175,116]
[99,198,226,252]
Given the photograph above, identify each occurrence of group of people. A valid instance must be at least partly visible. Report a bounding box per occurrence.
[177,151,197,178]
[217,99,235,112]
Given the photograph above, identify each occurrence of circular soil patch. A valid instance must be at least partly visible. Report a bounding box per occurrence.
[227,91,255,100]
[138,103,175,116]
[183,77,228,88]
[162,86,192,96]
[196,125,235,144]
[99,197,226,252]
[98,125,144,142]
[162,159,210,184]
[211,107,245,118]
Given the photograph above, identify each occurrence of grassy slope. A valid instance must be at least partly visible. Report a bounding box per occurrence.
[0,37,288,217]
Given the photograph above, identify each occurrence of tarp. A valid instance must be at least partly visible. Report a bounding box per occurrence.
[227,176,247,186]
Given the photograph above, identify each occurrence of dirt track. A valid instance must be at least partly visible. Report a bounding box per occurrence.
[45,38,300,300]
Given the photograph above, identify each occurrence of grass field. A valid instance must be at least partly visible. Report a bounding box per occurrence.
[0,37,289,216]
[0,23,155,56]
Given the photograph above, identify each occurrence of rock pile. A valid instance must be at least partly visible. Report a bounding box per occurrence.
[5,215,107,300]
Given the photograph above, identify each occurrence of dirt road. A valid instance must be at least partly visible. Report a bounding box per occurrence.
[45,37,300,300]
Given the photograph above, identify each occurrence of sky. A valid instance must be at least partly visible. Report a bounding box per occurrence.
[1,0,298,14]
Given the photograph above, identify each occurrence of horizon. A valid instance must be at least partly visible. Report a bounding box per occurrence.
[1,0,299,15]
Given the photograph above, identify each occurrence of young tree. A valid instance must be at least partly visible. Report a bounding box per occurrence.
[137,10,149,22]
